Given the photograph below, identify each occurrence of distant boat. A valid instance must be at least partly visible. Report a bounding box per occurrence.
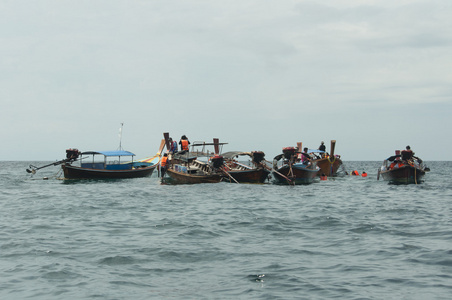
[222,151,271,183]
[164,159,223,184]
[162,134,226,184]
[62,150,157,179]
[272,147,319,185]
[378,150,429,184]
[311,140,343,176]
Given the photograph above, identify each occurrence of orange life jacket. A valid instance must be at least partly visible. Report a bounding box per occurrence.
[181,140,189,151]
[161,156,168,167]
[362,172,368,177]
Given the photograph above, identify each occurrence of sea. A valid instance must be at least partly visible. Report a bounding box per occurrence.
[1,161,451,299]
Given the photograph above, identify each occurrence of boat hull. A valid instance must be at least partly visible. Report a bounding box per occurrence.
[165,168,222,184]
[226,168,270,183]
[379,165,425,184]
[273,164,318,185]
[315,157,343,176]
[62,164,156,179]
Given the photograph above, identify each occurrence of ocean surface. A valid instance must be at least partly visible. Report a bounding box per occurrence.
[1,161,451,299]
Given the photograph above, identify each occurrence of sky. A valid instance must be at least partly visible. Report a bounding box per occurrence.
[1,0,451,161]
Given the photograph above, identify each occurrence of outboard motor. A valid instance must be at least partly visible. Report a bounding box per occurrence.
[66,148,81,160]
[252,151,265,164]
[210,155,224,169]
[282,147,296,160]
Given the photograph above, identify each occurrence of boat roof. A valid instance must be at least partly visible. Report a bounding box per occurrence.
[222,151,252,159]
[81,150,136,157]
[308,149,325,153]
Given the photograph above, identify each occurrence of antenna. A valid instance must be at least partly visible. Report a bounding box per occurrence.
[118,122,124,150]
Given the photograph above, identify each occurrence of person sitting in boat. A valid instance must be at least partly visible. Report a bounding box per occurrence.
[401,146,414,162]
[169,138,178,154]
[301,148,312,165]
[389,160,404,169]
[179,135,190,152]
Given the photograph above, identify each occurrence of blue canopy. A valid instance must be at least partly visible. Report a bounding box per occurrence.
[307,149,325,153]
[82,150,136,157]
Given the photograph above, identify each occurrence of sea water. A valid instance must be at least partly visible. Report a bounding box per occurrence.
[1,161,451,299]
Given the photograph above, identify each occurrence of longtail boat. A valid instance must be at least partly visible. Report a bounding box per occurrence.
[310,140,343,176]
[272,146,319,185]
[222,151,271,183]
[378,150,430,184]
[26,124,159,180]
[27,148,158,179]
[161,134,227,184]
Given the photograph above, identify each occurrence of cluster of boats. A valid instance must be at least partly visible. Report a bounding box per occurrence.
[26,132,429,184]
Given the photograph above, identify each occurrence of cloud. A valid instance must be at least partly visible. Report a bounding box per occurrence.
[1,0,451,161]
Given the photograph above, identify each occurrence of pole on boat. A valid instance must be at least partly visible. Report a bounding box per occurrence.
[163,132,171,151]
[221,168,240,184]
[26,160,67,174]
[213,138,220,155]
[297,142,303,160]
[118,122,124,151]
[330,140,336,157]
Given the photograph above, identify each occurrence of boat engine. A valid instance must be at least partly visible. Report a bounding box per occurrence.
[282,147,296,159]
[66,148,81,160]
[210,155,224,169]
[252,151,265,164]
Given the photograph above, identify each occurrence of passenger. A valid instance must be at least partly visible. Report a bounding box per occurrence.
[351,170,359,176]
[362,171,368,177]
[318,141,326,158]
[401,145,414,162]
[301,147,311,165]
[320,173,327,180]
[179,135,190,152]
[160,153,169,178]
[169,138,178,154]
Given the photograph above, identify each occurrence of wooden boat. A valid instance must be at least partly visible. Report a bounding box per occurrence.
[62,150,157,179]
[161,134,226,184]
[222,151,271,183]
[272,147,319,185]
[378,150,429,184]
[310,140,343,176]
[164,160,223,184]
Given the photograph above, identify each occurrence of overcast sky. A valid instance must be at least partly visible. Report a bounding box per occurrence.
[1,0,451,161]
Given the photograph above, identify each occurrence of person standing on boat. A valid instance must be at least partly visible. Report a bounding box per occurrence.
[401,146,414,162]
[179,135,190,152]
[318,141,326,158]
[160,153,169,178]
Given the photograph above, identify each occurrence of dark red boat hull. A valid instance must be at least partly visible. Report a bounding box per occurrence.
[314,157,343,176]
[273,164,318,185]
[226,168,270,183]
[62,164,156,179]
[379,165,425,184]
[165,168,222,184]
